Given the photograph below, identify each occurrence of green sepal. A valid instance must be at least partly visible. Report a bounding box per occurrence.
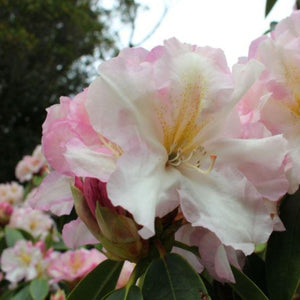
[95,203,148,262]
[71,185,101,239]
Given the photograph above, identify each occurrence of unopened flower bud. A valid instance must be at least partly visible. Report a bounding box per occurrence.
[0,202,13,226]
[72,178,148,262]
[50,289,66,300]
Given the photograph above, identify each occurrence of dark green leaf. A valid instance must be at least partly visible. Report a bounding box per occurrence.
[0,282,27,300]
[142,253,209,300]
[12,285,32,300]
[230,266,269,300]
[29,279,49,300]
[16,228,35,242]
[5,227,25,247]
[266,191,300,300]
[67,259,123,300]
[243,253,267,295]
[265,0,278,17]
[104,286,143,300]
[0,234,7,255]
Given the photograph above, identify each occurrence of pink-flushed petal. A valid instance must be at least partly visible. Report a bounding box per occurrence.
[173,225,204,273]
[62,218,98,248]
[42,121,79,176]
[190,228,245,283]
[179,166,273,255]
[28,172,74,216]
[231,60,264,105]
[42,89,104,176]
[64,138,116,181]
[271,11,300,40]
[263,199,285,232]
[107,142,181,239]
[209,135,289,201]
[86,47,162,152]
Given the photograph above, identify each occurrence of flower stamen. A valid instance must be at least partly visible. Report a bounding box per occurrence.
[186,154,217,174]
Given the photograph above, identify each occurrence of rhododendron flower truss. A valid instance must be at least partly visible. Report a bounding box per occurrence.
[84,38,288,254]
[239,11,300,194]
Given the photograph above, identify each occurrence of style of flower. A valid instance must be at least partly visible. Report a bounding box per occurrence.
[238,11,300,194]
[0,182,24,205]
[15,145,48,182]
[9,206,55,240]
[0,240,55,284]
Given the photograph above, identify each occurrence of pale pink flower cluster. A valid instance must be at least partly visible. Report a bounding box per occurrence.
[15,145,48,182]
[238,10,300,194]
[0,240,55,284]
[30,12,300,283]
[0,182,24,205]
[48,248,106,283]
[9,206,55,240]
[0,241,110,288]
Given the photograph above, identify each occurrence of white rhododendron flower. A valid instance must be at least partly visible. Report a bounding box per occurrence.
[15,145,48,182]
[0,240,55,284]
[9,206,55,240]
[238,11,300,194]
[85,38,287,253]
[31,38,291,282]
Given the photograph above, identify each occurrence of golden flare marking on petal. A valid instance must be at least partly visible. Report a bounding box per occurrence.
[282,59,300,116]
[156,68,217,173]
[157,73,207,156]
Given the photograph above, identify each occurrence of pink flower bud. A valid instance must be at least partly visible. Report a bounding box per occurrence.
[0,201,13,226]
[72,178,148,262]
[50,289,66,300]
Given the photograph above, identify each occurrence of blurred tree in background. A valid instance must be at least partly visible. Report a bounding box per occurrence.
[0,0,140,182]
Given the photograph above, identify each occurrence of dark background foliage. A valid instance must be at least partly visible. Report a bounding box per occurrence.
[0,0,139,182]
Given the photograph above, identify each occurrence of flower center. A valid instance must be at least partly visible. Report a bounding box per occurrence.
[167,142,216,174]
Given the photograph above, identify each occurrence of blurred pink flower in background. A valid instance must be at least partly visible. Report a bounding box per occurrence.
[15,145,48,182]
[50,289,66,300]
[48,248,106,283]
[0,182,24,205]
[9,206,55,240]
[1,240,55,284]
[0,201,13,226]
